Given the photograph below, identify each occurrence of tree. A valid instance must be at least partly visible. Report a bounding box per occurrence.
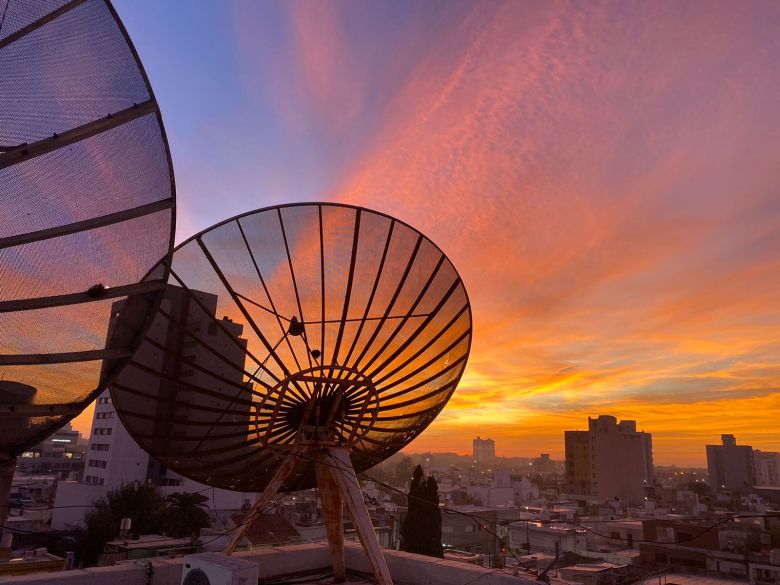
[74,483,167,566]
[400,465,443,558]
[74,505,115,567]
[394,456,415,485]
[165,492,211,538]
[105,482,167,535]
[422,476,443,558]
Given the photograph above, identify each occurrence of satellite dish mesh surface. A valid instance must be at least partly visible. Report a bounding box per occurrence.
[0,0,175,455]
[111,203,471,492]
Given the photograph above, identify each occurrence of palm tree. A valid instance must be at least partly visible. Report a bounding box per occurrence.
[164,492,211,538]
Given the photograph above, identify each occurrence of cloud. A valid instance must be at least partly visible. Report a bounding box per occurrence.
[310,1,780,464]
[73,1,780,466]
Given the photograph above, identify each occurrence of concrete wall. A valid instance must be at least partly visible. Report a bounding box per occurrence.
[51,482,107,530]
[0,542,539,585]
[465,486,514,508]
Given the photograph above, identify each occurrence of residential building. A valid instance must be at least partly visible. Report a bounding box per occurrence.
[83,285,248,488]
[559,562,630,585]
[508,521,587,556]
[16,423,85,479]
[473,437,496,462]
[749,554,780,585]
[440,506,518,561]
[52,286,257,529]
[465,485,514,508]
[606,520,644,549]
[564,415,653,506]
[706,435,755,491]
[534,454,554,474]
[754,450,780,487]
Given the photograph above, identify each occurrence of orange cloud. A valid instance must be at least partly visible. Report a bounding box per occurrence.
[281,2,780,465]
[73,1,780,467]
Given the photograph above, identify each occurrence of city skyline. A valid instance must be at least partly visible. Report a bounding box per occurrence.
[64,0,780,467]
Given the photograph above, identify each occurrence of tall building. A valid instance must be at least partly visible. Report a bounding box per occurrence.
[473,437,496,462]
[706,434,755,491]
[53,286,256,529]
[84,285,249,488]
[564,415,653,506]
[16,423,86,479]
[753,450,779,487]
[534,453,553,473]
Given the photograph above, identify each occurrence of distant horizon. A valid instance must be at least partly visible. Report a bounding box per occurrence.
[71,401,775,468]
[400,448,710,469]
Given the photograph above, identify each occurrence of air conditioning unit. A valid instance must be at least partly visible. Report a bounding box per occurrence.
[181,552,259,585]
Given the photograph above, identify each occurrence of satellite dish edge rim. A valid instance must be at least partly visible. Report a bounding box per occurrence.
[112,201,473,492]
[0,0,177,455]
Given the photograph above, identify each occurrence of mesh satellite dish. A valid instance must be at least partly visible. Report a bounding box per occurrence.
[0,0,176,462]
[110,203,471,583]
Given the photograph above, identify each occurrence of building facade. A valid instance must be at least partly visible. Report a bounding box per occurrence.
[508,521,587,556]
[754,450,780,487]
[53,286,257,529]
[564,415,654,506]
[16,423,85,479]
[706,434,755,491]
[473,437,496,462]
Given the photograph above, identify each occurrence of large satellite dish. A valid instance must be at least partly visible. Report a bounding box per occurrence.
[110,203,471,583]
[0,0,176,457]
[112,203,471,491]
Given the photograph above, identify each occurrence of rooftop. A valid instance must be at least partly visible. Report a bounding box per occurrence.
[560,562,627,574]
[105,535,199,551]
[0,542,552,585]
[635,574,749,585]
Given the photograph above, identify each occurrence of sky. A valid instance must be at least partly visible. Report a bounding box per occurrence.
[68,0,780,466]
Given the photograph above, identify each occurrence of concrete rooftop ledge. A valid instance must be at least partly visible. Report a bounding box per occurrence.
[0,542,540,585]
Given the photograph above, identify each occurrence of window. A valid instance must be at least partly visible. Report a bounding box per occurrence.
[159,478,182,487]
[96,412,114,419]
[91,443,109,452]
[94,428,113,436]
[97,396,112,404]
[88,460,107,469]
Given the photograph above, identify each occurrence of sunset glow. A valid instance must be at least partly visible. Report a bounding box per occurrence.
[69,0,780,465]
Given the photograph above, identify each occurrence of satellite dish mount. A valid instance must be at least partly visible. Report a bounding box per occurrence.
[224,366,392,585]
